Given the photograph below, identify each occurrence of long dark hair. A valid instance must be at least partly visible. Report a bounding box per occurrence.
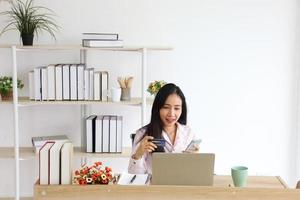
[144,83,187,139]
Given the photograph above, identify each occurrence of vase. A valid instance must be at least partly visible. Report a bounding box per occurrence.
[121,88,131,101]
[21,34,34,46]
[0,90,13,101]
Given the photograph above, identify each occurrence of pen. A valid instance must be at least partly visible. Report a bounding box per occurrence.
[129,175,137,184]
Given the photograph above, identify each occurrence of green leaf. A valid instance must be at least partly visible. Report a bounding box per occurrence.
[0,0,59,38]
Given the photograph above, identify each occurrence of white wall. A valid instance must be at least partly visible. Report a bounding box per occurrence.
[0,0,299,197]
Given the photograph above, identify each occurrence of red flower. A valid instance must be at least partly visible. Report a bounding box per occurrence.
[106,173,112,179]
[73,161,113,185]
[105,167,112,172]
[79,179,87,185]
[101,179,108,184]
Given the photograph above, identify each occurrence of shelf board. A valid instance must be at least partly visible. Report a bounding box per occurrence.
[0,97,153,106]
[0,147,131,159]
[0,44,173,51]
[0,198,32,200]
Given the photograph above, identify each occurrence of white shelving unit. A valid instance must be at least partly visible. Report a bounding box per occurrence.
[0,44,172,200]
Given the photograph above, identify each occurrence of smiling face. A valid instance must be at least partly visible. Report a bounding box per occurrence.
[159,93,182,129]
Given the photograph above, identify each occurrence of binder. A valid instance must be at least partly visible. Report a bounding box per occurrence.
[94,72,101,101]
[109,116,117,153]
[39,141,55,185]
[100,71,108,101]
[117,116,123,153]
[89,68,94,100]
[34,67,41,101]
[95,115,104,153]
[55,65,63,100]
[47,65,56,101]
[85,115,97,153]
[49,141,68,185]
[60,142,73,185]
[62,64,70,100]
[70,64,77,100]
[41,67,48,101]
[28,70,35,100]
[77,64,85,100]
[102,116,110,152]
[82,33,119,40]
[84,69,89,100]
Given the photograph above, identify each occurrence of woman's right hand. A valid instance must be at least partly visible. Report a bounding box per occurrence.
[132,136,157,160]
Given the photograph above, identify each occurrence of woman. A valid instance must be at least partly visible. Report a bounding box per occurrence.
[128,83,199,174]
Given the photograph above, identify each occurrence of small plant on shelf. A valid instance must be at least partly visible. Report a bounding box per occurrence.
[0,76,24,100]
[73,161,114,185]
[0,0,59,45]
[147,80,167,96]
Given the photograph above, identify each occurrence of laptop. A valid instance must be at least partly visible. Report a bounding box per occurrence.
[152,153,215,186]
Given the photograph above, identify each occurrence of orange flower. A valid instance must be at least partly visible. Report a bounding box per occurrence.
[105,167,112,172]
[73,161,113,185]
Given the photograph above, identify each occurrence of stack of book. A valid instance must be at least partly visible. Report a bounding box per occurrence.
[28,64,109,101]
[35,136,73,185]
[82,33,123,48]
[85,115,123,153]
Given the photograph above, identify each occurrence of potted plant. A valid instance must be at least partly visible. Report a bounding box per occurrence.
[0,0,59,45]
[147,80,167,96]
[0,76,24,101]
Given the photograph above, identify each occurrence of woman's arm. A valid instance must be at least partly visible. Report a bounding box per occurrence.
[128,129,156,174]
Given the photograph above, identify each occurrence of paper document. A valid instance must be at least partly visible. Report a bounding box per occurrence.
[117,173,150,185]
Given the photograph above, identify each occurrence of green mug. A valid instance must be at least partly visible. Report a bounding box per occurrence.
[231,166,248,187]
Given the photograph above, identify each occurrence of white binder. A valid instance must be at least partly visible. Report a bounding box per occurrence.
[102,116,110,153]
[55,65,63,100]
[62,64,70,100]
[70,64,77,100]
[47,65,55,100]
[117,116,123,153]
[34,67,41,101]
[100,71,108,101]
[95,115,104,153]
[84,69,89,100]
[77,64,85,100]
[109,116,117,153]
[89,68,94,100]
[94,72,101,101]
[28,70,35,100]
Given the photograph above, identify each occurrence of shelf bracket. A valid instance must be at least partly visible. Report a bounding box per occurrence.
[12,45,20,200]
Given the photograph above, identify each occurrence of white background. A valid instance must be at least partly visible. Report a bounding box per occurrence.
[0,0,299,197]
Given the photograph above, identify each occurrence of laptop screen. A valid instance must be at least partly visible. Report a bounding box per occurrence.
[152,153,215,186]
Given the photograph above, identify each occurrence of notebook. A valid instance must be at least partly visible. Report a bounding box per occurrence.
[152,153,215,186]
[118,173,150,185]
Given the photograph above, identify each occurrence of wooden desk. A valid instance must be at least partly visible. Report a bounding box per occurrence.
[34,176,299,200]
[214,175,288,188]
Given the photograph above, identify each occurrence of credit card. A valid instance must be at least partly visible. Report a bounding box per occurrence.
[150,138,166,147]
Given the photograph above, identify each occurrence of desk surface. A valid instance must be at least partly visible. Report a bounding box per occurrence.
[214,175,287,188]
[34,175,298,200]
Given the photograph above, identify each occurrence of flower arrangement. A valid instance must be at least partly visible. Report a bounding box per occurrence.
[0,76,24,95]
[73,162,113,185]
[147,80,167,95]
